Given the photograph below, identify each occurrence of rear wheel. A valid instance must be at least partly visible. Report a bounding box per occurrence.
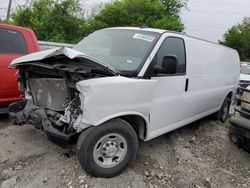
[217,97,231,122]
[76,118,138,178]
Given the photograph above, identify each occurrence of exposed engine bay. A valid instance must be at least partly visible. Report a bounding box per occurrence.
[9,53,117,141]
[9,47,156,143]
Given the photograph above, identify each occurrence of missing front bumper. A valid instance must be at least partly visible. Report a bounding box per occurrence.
[9,100,77,141]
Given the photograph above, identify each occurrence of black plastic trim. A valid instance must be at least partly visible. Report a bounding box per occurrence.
[236,96,250,104]
[234,107,250,118]
[230,116,250,130]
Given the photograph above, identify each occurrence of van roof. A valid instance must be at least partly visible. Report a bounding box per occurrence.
[107,27,167,34]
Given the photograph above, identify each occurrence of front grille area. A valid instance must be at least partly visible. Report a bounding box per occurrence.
[29,78,67,111]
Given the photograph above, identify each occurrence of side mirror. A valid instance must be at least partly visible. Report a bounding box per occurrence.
[153,64,166,74]
[154,55,178,75]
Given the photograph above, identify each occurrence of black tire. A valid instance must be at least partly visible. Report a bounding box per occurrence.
[229,125,244,146]
[242,138,250,153]
[217,97,231,122]
[229,125,250,153]
[76,118,138,178]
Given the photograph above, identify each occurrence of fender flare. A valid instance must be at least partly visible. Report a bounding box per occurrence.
[220,89,234,107]
[94,111,150,127]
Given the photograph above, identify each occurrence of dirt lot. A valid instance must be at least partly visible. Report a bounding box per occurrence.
[0,113,249,188]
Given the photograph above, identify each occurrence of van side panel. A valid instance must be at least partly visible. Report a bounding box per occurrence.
[184,36,240,118]
[145,33,240,141]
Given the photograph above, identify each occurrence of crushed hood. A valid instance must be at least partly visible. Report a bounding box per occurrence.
[10,47,119,75]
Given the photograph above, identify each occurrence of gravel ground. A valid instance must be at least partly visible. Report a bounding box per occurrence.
[0,113,249,188]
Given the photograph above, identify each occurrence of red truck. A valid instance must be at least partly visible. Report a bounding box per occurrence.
[0,24,40,113]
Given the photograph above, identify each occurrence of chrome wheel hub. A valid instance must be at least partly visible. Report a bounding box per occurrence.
[101,141,118,157]
[93,133,128,168]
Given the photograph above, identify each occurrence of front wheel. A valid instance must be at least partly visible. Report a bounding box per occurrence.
[76,118,138,178]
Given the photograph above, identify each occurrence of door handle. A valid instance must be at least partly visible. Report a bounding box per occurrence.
[185,78,189,92]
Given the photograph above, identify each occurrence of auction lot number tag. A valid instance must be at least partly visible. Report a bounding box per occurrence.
[133,33,155,42]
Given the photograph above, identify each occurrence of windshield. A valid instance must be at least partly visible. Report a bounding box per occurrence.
[74,29,160,72]
[241,65,250,75]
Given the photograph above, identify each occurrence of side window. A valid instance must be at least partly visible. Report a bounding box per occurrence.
[0,28,27,54]
[156,37,186,74]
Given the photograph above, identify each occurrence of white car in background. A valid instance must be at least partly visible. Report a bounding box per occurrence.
[239,62,250,88]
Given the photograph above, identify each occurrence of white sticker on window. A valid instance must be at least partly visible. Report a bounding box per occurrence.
[126,59,134,64]
[8,30,17,34]
[133,33,155,42]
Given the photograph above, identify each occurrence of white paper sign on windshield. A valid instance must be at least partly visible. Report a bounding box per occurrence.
[133,33,155,42]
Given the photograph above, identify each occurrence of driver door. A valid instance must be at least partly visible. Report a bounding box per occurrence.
[148,36,189,138]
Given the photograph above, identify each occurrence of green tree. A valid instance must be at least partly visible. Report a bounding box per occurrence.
[0,19,7,23]
[161,0,186,15]
[10,0,185,43]
[222,17,250,61]
[11,0,85,43]
[86,0,184,34]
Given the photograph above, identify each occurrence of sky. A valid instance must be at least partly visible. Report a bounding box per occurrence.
[182,0,250,42]
[0,0,250,43]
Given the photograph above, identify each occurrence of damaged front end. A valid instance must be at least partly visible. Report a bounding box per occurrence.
[9,47,118,142]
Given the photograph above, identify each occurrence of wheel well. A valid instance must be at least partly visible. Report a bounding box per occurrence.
[227,91,233,102]
[119,115,147,140]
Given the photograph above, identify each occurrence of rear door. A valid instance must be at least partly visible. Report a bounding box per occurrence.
[0,28,27,106]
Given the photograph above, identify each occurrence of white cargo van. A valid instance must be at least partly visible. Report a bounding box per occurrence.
[9,27,240,177]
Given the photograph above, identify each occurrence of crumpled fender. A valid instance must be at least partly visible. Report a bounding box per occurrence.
[75,76,157,129]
